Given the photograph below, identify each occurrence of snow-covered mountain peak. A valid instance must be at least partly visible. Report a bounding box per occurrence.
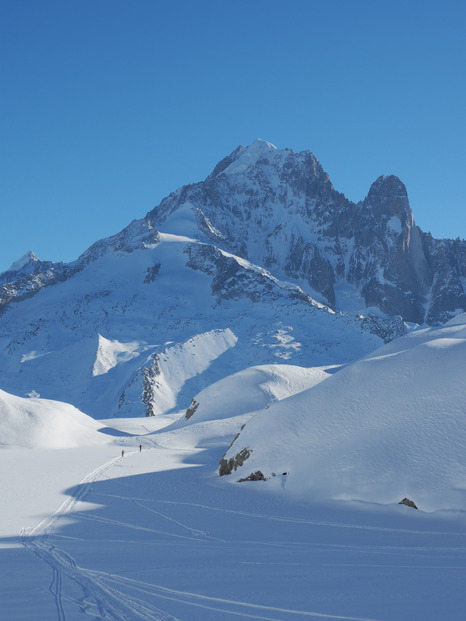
[246,138,278,153]
[0,249,60,289]
[114,141,465,324]
[7,250,39,273]
[0,141,465,421]
[220,139,281,176]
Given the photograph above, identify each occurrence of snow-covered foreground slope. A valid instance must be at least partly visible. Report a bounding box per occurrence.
[2,415,466,621]
[1,331,466,621]
[221,313,466,512]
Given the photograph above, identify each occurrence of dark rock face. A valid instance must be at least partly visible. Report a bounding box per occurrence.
[348,176,432,324]
[185,399,199,420]
[184,243,319,308]
[285,236,336,307]
[144,263,161,284]
[399,497,418,509]
[421,234,466,325]
[361,314,407,344]
[0,260,77,315]
[238,471,266,482]
[219,448,251,476]
[142,354,161,417]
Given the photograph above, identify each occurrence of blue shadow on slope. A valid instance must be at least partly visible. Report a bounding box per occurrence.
[97,426,134,437]
[4,441,466,621]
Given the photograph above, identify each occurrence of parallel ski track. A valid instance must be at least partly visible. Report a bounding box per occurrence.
[20,451,382,621]
[21,452,178,620]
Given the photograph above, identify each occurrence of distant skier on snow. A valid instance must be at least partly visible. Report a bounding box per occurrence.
[139,444,142,452]
[121,449,124,457]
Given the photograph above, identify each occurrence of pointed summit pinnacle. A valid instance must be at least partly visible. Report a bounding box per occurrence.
[367,175,408,201]
[209,140,278,178]
[7,251,39,273]
[246,138,278,153]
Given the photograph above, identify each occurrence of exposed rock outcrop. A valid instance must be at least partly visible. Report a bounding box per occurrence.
[185,399,199,420]
[238,471,266,482]
[142,354,161,417]
[219,448,251,476]
[399,497,418,510]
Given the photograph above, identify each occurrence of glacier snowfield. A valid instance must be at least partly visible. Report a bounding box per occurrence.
[2,415,466,621]
[2,314,466,620]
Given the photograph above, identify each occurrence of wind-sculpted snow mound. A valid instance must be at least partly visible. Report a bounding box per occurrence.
[220,314,466,512]
[178,364,335,426]
[0,389,110,449]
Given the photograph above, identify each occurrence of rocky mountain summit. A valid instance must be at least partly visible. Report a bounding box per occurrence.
[0,140,464,418]
[3,140,465,325]
[146,139,465,325]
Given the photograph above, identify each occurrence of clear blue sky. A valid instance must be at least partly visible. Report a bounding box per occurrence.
[1,0,465,273]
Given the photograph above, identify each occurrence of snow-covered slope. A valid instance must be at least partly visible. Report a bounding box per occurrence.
[0,389,109,449]
[0,232,384,419]
[2,317,466,618]
[176,363,335,426]
[0,139,464,419]
[2,376,466,620]
[220,313,466,512]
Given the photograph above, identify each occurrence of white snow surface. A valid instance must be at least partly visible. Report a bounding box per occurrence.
[222,313,466,512]
[177,363,335,425]
[1,328,466,619]
[387,215,402,234]
[146,329,238,415]
[0,389,110,449]
[0,235,382,419]
[93,334,140,376]
[222,139,278,176]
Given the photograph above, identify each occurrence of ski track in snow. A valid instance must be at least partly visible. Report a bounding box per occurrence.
[23,455,122,539]
[86,492,466,538]
[73,511,217,543]
[131,499,220,540]
[24,539,178,621]
[83,570,382,621]
[18,448,383,621]
[21,451,179,621]
[4,315,466,620]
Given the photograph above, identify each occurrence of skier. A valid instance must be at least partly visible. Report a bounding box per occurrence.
[139,444,142,452]
[121,449,125,458]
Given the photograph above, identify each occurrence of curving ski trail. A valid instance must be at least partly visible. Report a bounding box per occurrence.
[26,454,123,540]
[21,451,179,620]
